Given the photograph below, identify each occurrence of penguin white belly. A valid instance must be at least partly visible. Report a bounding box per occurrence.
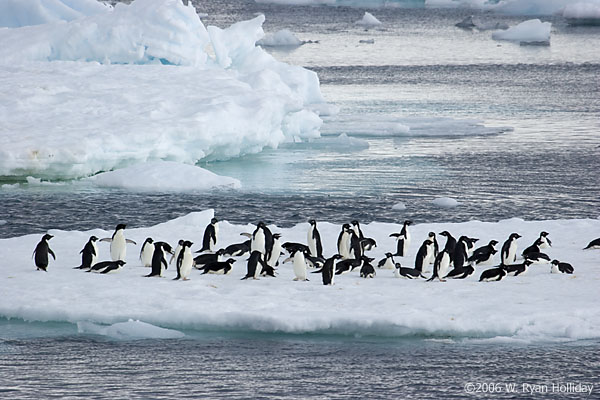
[403,231,411,255]
[393,268,402,278]
[268,240,282,267]
[507,243,517,264]
[438,253,450,279]
[111,232,127,261]
[141,245,153,267]
[307,226,317,256]
[252,231,266,254]
[382,258,395,270]
[91,242,99,266]
[292,253,308,281]
[550,264,559,274]
[424,246,434,270]
[339,233,351,260]
[179,251,193,280]
[170,245,182,265]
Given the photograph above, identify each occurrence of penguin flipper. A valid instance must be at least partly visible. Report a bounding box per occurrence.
[126,239,137,245]
[48,248,56,260]
[99,238,112,243]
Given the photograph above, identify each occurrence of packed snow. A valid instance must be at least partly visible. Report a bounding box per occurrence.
[88,161,241,192]
[0,0,110,28]
[257,29,304,46]
[492,19,551,45]
[563,2,600,25]
[0,0,326,180]
[355,12,382,27]
[1,209,600,343]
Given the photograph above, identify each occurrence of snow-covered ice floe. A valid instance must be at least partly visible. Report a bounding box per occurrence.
[563,2,600,26]
[77,320,185,340]
[2,209,600,343]
[492,19,552,46]
[0,0,111,28]
[257,29,304,46]
[0,0,326,180]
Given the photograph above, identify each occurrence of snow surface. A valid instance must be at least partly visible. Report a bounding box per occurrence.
[2,209,600,343]
[355,12,382,27]
[0,0,325,180]
[257,29,303,46]
[88,161,241,192]
[0,0,111,28]
[432,197,459,208]
[492,19,551,44]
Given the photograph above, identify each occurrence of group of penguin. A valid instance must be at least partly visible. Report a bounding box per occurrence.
[32,217,600,284]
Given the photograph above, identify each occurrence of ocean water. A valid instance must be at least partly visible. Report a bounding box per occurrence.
[2,1,600,398]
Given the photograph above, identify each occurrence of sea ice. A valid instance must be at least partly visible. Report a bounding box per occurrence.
[492,19,551,45]
[77,320,185,340]
[355,12,382,26]
[431,197,459,208]
[0,0,110,28]
[257,29,304,46]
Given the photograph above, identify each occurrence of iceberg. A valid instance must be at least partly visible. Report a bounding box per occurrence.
[563,2,600,26]
[0,0,111,28]
[257,29,304,46]
[355,12,382,27]
[492,19,551,45]
[0,0,326,180]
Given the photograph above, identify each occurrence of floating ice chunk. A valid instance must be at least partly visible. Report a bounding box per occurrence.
[563,2,600,25]
[304,133,369,150]
[88,161,241,192]
[77,320,185,340]
[0,220,6,225]
[491,0,573,16]
[455,15,476,29]
[492,19,551,45]
[0,0,111,28]
[392,202,407,210]
[257,29,304,46]
[355,12,382,26]
[432,197,459,208]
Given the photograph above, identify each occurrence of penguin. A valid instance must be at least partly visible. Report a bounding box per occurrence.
[443,265,474,280]
[250,222,273,257]
[390,220,412,257]
[88,260,126,273]
[305,254,326,269]
[174,240,194,280]
[74,235,98,270]
[33,234,55,272]
[146,242,173,277]
[393,263,426,279]
[522,238,543,258]
[550,259,574,274]
[468,240,498,267]
[583,238,600,250]
[414,239,434,273]
[307,219,323,258]
[464,237,479,256]
[290,249,309,281]
[194,249,225,269]
[282,242,310,255]
[360,238,377,252]
[337,224,353,260]
[99,224,136,262]
[242,250,266,280]
[377,253,395,270]
[348,229,363,260]
[351,220,365,239]
[267,233,283,268]
[321,254,342,285]
[439,231,456,258]
[335,256,366,275]
[139,237,154,268]
[170,240,184,265]
[501,233,521,265]
[523,252,550,264]
[198,217,219,253]
[479,266,506,282]
[538,231,552,249]
[503,260,533,277]
[223,240,251,257]
[201,258,236,275]
[427,231,439,259]
[359,259,376,278]
[453,236,470,270]
[426,250,451,282]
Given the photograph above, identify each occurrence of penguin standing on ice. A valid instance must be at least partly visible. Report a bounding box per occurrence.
[33,234,55,272]
[75,236,98,270]
[267,233,283,268]
[351,220,365,240]
[337,224,353,260]
[453,236,470,270]
[501,233,521,265]
[307,220,323,258]
[321,254,342,285]
[146,242,173,277]
[427,232,439,259]
[170,240,184,265]
[287,249,309,281]
[377,253,396,270]
[414,239,434,274]
[198,218,219,253]
[390,220,412,257]
[99,224,136,262]
[360,258,376,278]
[242,250,267,280]
[139,237,154,268]
[426,249,451,282]
[250,222,273,257]
[174,241,194,280]
[439,231,457,259]
[468,240,498,267]
[538,231,552,249]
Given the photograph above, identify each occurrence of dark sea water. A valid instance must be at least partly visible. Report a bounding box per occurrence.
[2,1,600,398]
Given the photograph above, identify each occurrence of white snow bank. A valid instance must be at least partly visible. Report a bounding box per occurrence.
[432,197,459,208]
[2,210,600,342]
[89,161,241,192]
[492,19,551,44]
[0,0,111,28]
[77,319,185,340]
[0,0,326,180]
[321,116,512,137]
[257,29,303,46]
[355,12,382,26]
[563,2,600,25]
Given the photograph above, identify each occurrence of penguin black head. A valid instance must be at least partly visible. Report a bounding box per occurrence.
[523,260,534,267]
[257,221,265,228]
[226,258,236,264]
[273,233,282,239]
[551,259,559,265]
[117,260,126,266]
[115,224,127,231]
[489,240,499,247]
[385,252,393,258]
[404,220,413,226]
[211,218,218,224]
[351,220,360,226]
[183,240,193,247]
[144,237,153,244]
[216,248,226,256]
[308,219,316,226]
[161,243,173,253]
[510,233,521,239]
[42,234,54,241]
[428,231,436,237]
[331,254,343,260]
[540,231,549,237]
[342,223,351,231]
[439,231,451,237]
[177,239,184,246]
[394,262,402,269]
[423,239,433,246]
[89,236,98,242]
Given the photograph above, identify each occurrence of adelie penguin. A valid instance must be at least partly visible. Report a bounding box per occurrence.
[503,260,533,277]
[88,260,126,274]
[321,254,342,285]
[146,242,173,277]
[443,265,474,280]
[452,236,470,270]
[307,219,323,258]
[393,263,426,279]
[170,240,184,265]
[335,256,371,275]
[377,253,396,270]
[241,250,268,280]
[198,218,219,253]
[522,238,544,258]
[439,231,456,259]
[427,232,439,259]
[74,235,98,270]
[468,240,498,267]
[174,241,194,281]
[550,260,574,274]
[426,249,451,282]
[99,224,136,262]
[201,258,236,275]
[583,238,600,250]
[351,220,365,240]
[267,233,283,268]
[337,224,353,260]
[285,249,309,281]
[501,233,521,265]
[223,240,251,257]
[249,221,273,257]
[479,265,507,282]
[390,220,412,257]
[360,259,376,278]
[139,237,154,268]
[414,239,434,274]
[537,231,552,249]
[194,249,225,269]
[33,234,55,272]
